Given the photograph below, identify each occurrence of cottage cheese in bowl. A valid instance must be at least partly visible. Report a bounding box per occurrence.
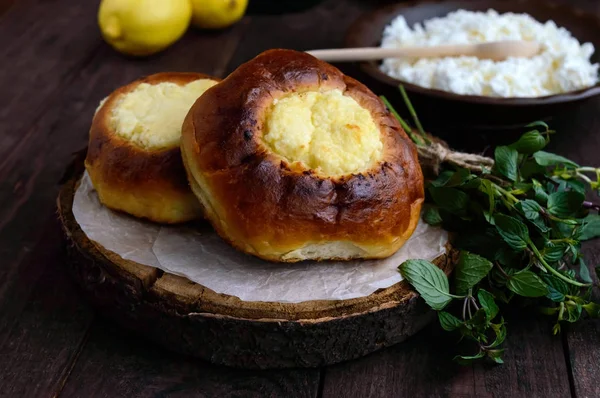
[380,9,599,97]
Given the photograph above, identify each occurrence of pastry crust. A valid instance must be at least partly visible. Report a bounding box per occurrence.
[181,50,424,261]
[86,72,219,223]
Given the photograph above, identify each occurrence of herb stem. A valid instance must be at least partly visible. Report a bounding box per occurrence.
[462,297,468,321]
[399,85,431,145]
[494,184,519,204]
[558,302,565,322]
[470,296,480,311]
[583,201,600,212]
[576,167,599,173]
[576,172,593,185]
[379,95,426,147]
[494,262,511,279]
[528,241,590,287]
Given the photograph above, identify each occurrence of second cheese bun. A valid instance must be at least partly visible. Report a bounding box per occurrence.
[85,72,220,224]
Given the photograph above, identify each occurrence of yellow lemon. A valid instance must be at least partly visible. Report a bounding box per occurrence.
[190,0,248,30]
[98,0,192,56]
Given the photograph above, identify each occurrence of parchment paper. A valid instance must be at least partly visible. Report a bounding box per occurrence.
[73,173,448,303]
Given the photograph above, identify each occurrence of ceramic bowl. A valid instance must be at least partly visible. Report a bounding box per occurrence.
[345,0,600,129]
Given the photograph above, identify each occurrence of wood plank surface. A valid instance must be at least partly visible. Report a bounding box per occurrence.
[59,320,320,398]
[0,216,93,397]
[0,1,322,396]
[0,0,101,352]
[321,312,572,398]
[0,4,102,397]
[552,105,600,398]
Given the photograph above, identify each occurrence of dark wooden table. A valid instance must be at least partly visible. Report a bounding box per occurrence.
[2,0,599,397]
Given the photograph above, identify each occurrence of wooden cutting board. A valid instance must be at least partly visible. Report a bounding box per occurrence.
[57,156,456,369]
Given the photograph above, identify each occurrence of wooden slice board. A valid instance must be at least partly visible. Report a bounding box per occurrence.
[57,156,457,369]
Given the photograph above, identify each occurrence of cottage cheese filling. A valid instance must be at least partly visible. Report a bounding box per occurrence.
[380,9,599,97]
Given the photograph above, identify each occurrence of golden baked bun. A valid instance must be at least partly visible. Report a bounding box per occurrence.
[181,49,424,262]
[85,72,219,223]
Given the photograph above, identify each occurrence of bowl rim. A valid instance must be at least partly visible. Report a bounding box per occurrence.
[345,0,600,106]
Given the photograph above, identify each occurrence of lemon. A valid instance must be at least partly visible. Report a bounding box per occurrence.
[190,0,248,30]
[98,0,192,56]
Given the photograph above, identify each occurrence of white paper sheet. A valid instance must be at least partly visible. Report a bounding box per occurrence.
[73,173,448,303]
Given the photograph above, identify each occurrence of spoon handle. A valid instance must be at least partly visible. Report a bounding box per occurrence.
[307,43,503,62]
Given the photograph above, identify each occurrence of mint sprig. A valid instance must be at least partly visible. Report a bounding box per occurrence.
[384,87,600,365]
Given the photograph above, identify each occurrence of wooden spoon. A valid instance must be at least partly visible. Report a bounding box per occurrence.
[307,40,541,62]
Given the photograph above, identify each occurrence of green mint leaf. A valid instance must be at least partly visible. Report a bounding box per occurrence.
[516,199,543,220]
[583,302,600,318]
[507,271,549,297]
[556,222,577,239]
[543,244,567,263]
[546,286,566,302]
[533,151,579,168]
[521,159,546,180]
[547,191,585,218]
[580,214,600,241]
[514,182,533,192]
[478,179,495,216]
[494,214,530,251]
[578,258,593,284]
[445,168,472,187]
[525,121,550,131]
[510,131,547,154]
[490,323,507,349]
[438,311,463,331]
[564,302,583,322]
[494,146,519,181]
[531,217,550,233]
[487,349,505,364]
[430,170,454,187]
[562,179,586,195]
[466,308,489,330]
[429,186,469,215]
[454,252,493,295]
[494,247,521,267]
[462,177,482,190]
[399,259,453,310]
[422,206,443,226]
[478,289,499,321]
[532,179,549,205]
[454,352,485,365]
[454,229,504,258]
[489,321,507,348]
[515,199,549,232]
[540,274,570,295]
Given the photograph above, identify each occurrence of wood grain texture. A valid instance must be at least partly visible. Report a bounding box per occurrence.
[0,4,102,397]
[0,216,93,398]
[550,103,600,398]
[566,245,600,398]
[0,0,16,16]
[0,0,101,161]
[225,0,369,74]
[0,0,100,352]
[321,312,572,398]
[59,320,320,398]
[0,1,248,396]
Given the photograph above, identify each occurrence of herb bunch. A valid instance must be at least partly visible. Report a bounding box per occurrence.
[384,87,600,364]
